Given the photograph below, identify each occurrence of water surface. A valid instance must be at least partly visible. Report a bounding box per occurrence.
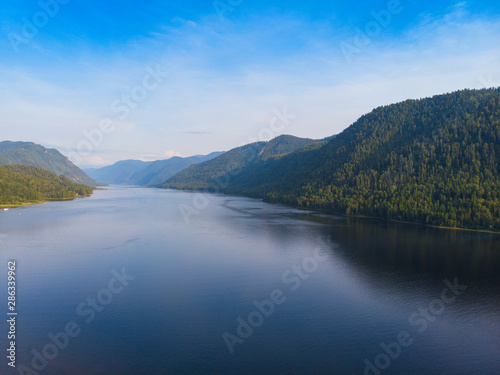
[0,186,499,374]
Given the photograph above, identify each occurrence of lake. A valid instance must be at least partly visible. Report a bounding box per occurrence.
[1,186,499,375]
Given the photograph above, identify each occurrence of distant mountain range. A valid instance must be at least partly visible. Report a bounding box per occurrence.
[163,88,500,231]
[0,141,99,186]
[84,160,152,185]
[163,135,322,189]
[86,135,323,188]
[84,152,224,185]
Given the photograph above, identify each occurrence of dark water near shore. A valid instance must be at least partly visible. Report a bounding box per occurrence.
[0,186,499,375]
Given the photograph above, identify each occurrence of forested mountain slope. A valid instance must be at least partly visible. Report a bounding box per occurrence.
[0,141,99,186]
[163,135,319,189]
[169,88,500,231]
[0,165,94,207]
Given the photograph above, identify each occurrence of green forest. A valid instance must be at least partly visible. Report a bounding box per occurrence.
[0,140,99,186]
[165,88,500,232]
[0,165,94,207]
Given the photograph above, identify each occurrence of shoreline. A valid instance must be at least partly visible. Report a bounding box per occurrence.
[0,194,93,209]
[163,186,500,235]
[299,208,500,235]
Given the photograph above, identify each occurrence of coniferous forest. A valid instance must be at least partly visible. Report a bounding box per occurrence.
[0,165,94,207]
[164,88,500,231]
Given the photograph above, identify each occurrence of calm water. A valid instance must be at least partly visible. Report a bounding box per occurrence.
[0,186,499,375]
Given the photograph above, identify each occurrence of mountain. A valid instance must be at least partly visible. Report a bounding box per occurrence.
[130,152,224,186]
[85,152,224,186]
[0,164,94,207]
[162,135,320,189]
[0,141,99,186]
[165,88,500,231]
[84,160,153,185]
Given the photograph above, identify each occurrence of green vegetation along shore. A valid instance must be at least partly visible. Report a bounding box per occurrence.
[0,165,94,208]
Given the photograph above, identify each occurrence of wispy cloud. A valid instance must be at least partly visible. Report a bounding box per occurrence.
[1,3,499,167]
[182,131,212,135]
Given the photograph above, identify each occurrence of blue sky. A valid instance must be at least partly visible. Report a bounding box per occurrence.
[1,0,499,167]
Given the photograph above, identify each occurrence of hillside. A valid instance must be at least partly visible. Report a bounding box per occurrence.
[162,135,319,189]
[0,165,94,207]
[85,160,153,185]
[85,152,224,185]
[164,88,500,231]
[130,152,224,186]
[222,88,500,231]
[0,141,99,186]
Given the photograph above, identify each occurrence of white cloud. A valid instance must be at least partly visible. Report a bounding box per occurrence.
[78,155,111,167]
[163,150,183,158]
[0,8,499,167]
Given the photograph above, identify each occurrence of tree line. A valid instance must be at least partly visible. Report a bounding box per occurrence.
[0,165,94,206]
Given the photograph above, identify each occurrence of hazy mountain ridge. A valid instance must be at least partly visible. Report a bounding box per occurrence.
[85,152,224,185]
[130,152,224,186]
[0,141,99,186]
[84,160,153,185]
[162,135,320,189]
